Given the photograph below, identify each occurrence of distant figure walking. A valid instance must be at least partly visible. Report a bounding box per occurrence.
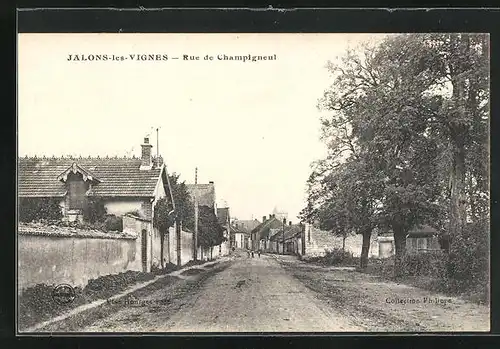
[251,250,254,258]
[247,250,250,258]
[258,250,261,258]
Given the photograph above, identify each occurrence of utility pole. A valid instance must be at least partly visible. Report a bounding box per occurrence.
[193,167,198,261]
[156,127,159,163]
[282,217,286,255]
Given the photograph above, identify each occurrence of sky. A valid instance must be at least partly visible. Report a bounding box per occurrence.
[18,33,386,222]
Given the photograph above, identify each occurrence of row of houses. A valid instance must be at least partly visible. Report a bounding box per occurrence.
[18,136,235,291]
[249,213,447,258]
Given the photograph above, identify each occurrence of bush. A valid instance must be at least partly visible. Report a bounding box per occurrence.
[151,263,179,275]
[19,197,63,222]
[400,250,447,278]
[304,248,355,266]
[323,248,354,265]
[446,220,489,290]
[103,215,123,232]
[82,197,107,223]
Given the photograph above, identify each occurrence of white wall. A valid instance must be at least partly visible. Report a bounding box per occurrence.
[18,233,142,293]
[104,200,143,217]
[234,233,245,248]
[328,234,380,258]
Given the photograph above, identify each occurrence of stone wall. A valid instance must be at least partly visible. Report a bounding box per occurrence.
[18,231,142,294]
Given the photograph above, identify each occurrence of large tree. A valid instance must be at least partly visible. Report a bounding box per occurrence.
[306,33,489,276]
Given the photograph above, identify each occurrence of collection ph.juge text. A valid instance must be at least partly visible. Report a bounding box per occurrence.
[66,53,278,63]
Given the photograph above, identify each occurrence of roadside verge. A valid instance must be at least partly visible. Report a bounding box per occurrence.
[20,258,226,333]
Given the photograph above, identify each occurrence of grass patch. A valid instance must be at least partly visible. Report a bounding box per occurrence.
[30,275,179,333]
[151,263,180,275]
[181,268,203,276]
[359,257,489,305]
[301,249,358,267]
[183,260,206,268]
[18,270,157,330]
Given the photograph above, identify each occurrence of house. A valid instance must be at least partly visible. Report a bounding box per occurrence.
[250,214,285,251]
[232,219,261,234]
[186,182,231,259]
[230,223,248,249]
[232,218,260,248]
[269,221,303,254]
[377,224,445,256]
[18,136,175,271]
[216,207,231,255]
[186,182,216,212]
[406,225,443,252]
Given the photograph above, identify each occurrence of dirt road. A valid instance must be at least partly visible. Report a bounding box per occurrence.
[39,251,489,332]
[275,254,490,332]
[164,252,362,332]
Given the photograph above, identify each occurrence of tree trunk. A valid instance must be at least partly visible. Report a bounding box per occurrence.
[359,230,371,269]
[449,135,467,243]
[393,226,407,278]
[448,34,470,244]
[342,235,346,253]
[211,246,213,260]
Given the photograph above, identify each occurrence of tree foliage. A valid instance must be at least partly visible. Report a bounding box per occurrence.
[82,197,107,223]
[168,173,195,230]
[197,205,225,249]
[303,34,489,277]
[19,197,63,222]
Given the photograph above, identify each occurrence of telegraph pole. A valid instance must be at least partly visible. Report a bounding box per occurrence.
[193,167,198,261]
[156,127,159,162]
[282,217,286,255]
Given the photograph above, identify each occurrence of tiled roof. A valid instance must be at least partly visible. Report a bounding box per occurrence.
[279,225,303,242]
[269,224,302,241]
[251,217,284,240]
[18,156,164,198]
[407,225,439,238]
[186,183,215,208]
[230,224,246,234]
[233,219,261,233]
[382,224,441,237]
[217,207,230,224]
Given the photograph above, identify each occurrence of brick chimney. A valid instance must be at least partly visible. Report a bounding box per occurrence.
[289,221,292,226]
[269,214,272,220]
[140,137,153,170]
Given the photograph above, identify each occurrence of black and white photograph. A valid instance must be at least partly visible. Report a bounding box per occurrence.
[16,32,490,333]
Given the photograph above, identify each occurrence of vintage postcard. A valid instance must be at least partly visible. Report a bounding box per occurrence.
[17,32,490,333]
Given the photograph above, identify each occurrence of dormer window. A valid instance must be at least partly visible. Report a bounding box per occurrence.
[57,162,101,211]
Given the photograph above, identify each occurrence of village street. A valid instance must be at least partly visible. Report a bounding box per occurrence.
[34,249,489,333]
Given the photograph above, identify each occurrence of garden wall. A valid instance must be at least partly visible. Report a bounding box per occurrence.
[18,229,142,294]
